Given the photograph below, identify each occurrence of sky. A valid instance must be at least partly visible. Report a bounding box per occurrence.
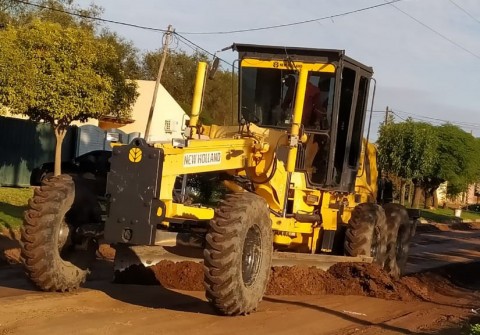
[76,0,480,141]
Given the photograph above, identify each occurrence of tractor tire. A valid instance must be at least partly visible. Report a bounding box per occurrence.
[344,203,388,267]
[383,203,413,278]
[204,192,273,316]
[20,174,97,291]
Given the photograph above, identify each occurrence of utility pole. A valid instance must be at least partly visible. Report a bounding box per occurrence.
[385,106,390,125]
[144,25,174,141]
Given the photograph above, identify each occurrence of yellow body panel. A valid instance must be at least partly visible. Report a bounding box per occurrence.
[241,58,336,73]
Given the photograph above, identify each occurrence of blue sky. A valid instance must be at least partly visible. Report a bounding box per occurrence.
[77,0,480,141]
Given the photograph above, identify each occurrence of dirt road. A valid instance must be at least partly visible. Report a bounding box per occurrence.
[1,224,480,335]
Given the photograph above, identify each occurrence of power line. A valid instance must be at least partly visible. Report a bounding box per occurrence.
[12,0,402,38]
[385,1,480,61]
[391,111,407,122]
[449,0,480,25]
[394,109,480,127]
[390,109,480,130]
[10,0,233,66]
[177,0,402,35]
[10,0,169,32]
[174,33,233,67]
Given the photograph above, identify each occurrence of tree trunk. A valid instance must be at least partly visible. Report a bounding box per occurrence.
[406,180,412,205]
[54,126,67,176]
[412,184,423,209]
[400,180,406,206]
[432,187,439,208]
[425,188,433,209]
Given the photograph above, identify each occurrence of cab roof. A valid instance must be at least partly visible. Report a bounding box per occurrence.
[232,43,373,74]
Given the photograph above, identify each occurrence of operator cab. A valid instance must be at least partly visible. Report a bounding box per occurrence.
[233,44,373,193]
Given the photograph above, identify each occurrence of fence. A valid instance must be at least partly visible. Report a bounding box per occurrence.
[0,116,77,187]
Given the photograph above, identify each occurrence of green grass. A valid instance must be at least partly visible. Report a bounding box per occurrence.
[0,187,33,230]
[470,323,480,335]
[419,207,480,223]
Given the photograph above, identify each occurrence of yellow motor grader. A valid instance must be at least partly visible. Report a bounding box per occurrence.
[21,44,416,316]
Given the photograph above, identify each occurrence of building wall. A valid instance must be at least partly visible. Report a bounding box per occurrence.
[118,80,188,142]
[4,80,188,143]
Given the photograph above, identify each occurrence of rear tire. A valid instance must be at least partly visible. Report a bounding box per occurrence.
[21,175,97,291]
[344,203,388,267]
[383,203,412,278]
[204,192,273,316]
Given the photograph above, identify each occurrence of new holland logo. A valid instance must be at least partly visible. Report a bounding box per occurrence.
[183,151,221,167]
[128,147,143,163]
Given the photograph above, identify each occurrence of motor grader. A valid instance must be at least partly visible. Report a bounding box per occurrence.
[21,43,416,316]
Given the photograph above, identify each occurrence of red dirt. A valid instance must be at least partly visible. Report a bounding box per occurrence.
[416,221,480,232]
[2,228,480,334]
[266,265,332,295]
[0,228,21,265]
[150,260,205,291]
[113,259,475,308]
[114,261,205,290]
[97,243,115,260]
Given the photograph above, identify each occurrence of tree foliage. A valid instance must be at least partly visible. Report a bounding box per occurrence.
[0,0,101,28]
[431,124,480,196]
[377,119,438,181]
[0,19,137,174]
[141,49,237,125]
[377,118,480,206]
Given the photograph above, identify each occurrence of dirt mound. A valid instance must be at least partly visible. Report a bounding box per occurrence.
[114,260,443,302]
[265,266,332,295]
[416,221,480,233]
[2,248,21,265]
[97,244,115,260]
[267,263,425,301]
[451,221,480,230]
[327,263,417,300]
[150,261,204,291]
[0,228,21,266]
[416,223,450,233]
[115,261,205,290]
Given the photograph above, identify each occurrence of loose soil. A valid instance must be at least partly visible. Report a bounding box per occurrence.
[0,228,21,265]
[416,221,480,233]
[114,260,478,305]
[2,226,480,334]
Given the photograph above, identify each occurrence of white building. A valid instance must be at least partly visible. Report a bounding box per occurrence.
[110,80,189,143]
[75,80,189,154]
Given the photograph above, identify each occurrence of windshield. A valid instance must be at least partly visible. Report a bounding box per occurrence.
[240,66,335,132]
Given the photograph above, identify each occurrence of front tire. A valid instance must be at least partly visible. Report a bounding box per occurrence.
[204,192,273,316]
[344,203,388,267]
[21,175,96,291]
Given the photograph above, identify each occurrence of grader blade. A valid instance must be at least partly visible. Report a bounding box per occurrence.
[114,243,373,273]
[113,244,203,273]
[271,252,373,271]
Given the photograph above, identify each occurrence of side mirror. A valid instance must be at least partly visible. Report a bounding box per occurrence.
[208,57,220,80]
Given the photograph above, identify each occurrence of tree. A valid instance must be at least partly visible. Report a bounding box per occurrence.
[0,20,138,175]
[377,119,438,206]
[427,124,480,201]
[0,0,102,29]
[141,49,237,125]
[99,30,142,80]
